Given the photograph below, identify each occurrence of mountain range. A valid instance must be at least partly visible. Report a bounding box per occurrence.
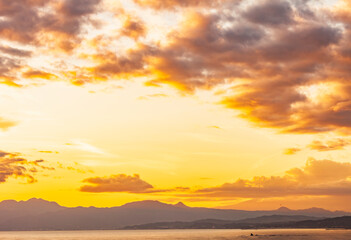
[125,216,351,230]
[0,198,350,230]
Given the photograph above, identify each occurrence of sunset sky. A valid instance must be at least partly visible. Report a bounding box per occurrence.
[1,0,351,211]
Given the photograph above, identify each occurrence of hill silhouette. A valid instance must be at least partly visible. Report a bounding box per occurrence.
[0,199,349,230]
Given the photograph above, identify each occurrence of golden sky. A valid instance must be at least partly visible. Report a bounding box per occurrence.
[1,0,351,211]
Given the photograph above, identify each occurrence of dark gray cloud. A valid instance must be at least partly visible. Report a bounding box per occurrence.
[0,46,31,57]
[59,0,101,16]
[0,0,101,47]
[244,0,294,26]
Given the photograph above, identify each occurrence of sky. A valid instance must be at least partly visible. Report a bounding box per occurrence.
[1,0,351,211]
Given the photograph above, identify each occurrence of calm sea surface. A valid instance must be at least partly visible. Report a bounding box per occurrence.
[0,229,350,240]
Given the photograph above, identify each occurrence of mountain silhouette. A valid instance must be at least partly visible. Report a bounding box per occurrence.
[0,199,349,230]
[124,215,324,229]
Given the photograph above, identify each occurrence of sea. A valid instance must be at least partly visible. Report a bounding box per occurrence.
[0,229,350,240]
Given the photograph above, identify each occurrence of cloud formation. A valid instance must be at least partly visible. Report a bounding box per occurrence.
[132,0,228,9]
[0,45,31,57]
[0,117,17,131]
[0,0,101,46]
[284,147,301,155]
[120,15,146,40]
[79,158,351,204]
[285,137,351,154]
[243,0,294,26]
[1,0,351,135]
[193,158,351,198]
[0,150,54,183]
[139,0,351,134]
[308,138,351,152]
[80,174,154,193]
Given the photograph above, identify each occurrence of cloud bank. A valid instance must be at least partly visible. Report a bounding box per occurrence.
[194,158,351,198]
[0,0,350,134]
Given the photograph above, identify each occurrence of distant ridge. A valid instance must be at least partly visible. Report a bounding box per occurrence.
[0,198,349,231]
[276,207,292,212]
[125,216,351,230]
[174,202,188,208]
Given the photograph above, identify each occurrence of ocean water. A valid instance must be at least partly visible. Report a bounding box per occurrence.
[0,229,350,240]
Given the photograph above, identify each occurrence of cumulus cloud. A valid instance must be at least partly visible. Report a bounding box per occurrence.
[193,158,351,198]
[75,158,351,212]
[0,0,102,86]
[308,138,351,152]
[243,0,294,26]
[80,174,155,193]
[120,15,146,40]
[80,174,189,193]
[1,0,351,135]
[0,0,101,46]
[131,1,351,134]
[78,159,351,201]
[0,150,54,183]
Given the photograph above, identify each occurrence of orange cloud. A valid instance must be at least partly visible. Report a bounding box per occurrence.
[132,2,351,134]
[193,158,351,198]
[0,0,351,136]
[308,138,351,152]
[78,158,351,202]
[137,93,168,100]
[0,0,101,48]
[80,174,154,193]
[284,148,301,155]
[56,161,92,174]
[80,174,188,193]
[0,0,102,86]
[132,0,231,9]
[0,150,54,183]
[38,151,59,154]
[0,117,17,131]
[120,15,146,40]
[22,70,57,80]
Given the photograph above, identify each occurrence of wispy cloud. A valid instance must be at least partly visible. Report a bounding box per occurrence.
[65,140,105,154]
[0,117,17,131]
[284,148,302,155]
[308,138,351,152]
